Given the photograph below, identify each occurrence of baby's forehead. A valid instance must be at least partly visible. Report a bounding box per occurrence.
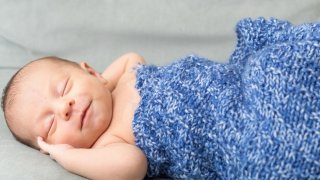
[11,58,79,107]
[25,58,64,72]
[15,61,54,85]
[13,61,62,100]
[20,59,75,82]
[17,59,58,80]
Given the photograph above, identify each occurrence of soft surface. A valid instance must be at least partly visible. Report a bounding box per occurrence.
[133,18,320,179]
[1,1,320,179]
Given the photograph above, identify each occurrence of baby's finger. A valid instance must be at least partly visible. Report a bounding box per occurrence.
[37,137,50,154]
[39,149,49,155]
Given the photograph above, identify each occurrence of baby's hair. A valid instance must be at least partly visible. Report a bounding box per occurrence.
[1,56,79,149]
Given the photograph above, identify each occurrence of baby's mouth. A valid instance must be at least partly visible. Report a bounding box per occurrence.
[80,101,92,129]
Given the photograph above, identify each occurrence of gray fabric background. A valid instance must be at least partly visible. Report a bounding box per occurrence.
[0,0,319,179]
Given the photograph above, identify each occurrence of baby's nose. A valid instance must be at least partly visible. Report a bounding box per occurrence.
[60,98,75,120]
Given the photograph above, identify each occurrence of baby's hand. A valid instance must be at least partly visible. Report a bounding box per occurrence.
[37,137,74,161]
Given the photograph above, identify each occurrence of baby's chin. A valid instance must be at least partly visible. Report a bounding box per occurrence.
[77,133,105,148]
[71,139,96,149]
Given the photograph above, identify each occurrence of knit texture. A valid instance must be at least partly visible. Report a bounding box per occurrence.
[132,18,320,179]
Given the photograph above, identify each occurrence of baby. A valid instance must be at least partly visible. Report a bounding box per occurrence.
[2,53,148,179]
[2,18,320,179]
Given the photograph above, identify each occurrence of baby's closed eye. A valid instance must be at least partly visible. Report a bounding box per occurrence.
[59,77,70,96]
[47,115,57,137]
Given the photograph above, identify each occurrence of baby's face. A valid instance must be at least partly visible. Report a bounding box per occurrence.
[12,60,112,148]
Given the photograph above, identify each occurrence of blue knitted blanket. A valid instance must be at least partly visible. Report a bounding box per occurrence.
[132,18,320,179]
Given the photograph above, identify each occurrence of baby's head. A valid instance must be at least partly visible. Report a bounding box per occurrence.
[1,57,113,149]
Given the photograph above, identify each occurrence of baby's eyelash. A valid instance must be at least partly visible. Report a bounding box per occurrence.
[47,116,55,136]
[62,78,69,96]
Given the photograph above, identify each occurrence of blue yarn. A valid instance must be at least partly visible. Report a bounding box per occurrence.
[132,18,320,179]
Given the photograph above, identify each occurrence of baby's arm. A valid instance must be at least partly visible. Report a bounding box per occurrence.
[102,52,145,91]
[38,138,147,180]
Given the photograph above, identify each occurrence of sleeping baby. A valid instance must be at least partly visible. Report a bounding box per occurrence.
[1,18,320,179]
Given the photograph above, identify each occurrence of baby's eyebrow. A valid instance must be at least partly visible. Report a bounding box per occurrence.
[49,75,59,97]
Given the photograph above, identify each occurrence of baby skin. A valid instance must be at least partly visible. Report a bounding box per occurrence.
[10,53,148,179]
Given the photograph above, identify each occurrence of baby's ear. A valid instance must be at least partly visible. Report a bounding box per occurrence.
[80,62,108,85]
